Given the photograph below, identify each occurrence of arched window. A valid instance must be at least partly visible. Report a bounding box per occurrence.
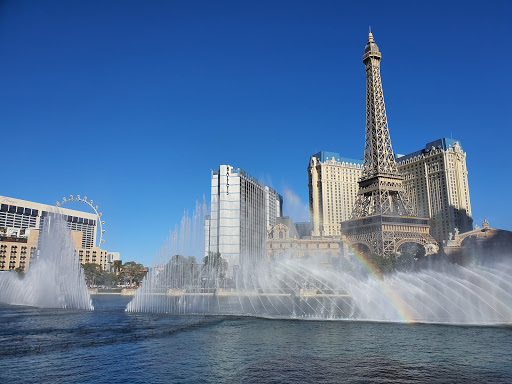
[279,232,284,239]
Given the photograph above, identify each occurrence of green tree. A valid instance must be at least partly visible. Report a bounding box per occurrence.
[82,263,102,287]
[96,271,119,288]
[164,255,199,288]
[396,243,426,270]
[113,260,122,274]
[203,252,228,279]
[366,253,396,275]
[121,261,146,287]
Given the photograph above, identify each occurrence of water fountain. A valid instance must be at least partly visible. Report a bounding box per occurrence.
[0,214,93,310]
[126,204,512,325]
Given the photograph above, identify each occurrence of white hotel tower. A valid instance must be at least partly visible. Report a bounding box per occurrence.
[205,165,283,275]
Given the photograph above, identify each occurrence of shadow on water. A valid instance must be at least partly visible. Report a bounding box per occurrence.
[0,296,226,358]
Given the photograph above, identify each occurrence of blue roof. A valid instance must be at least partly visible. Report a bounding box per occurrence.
[313,151,363,165]
[396,138,463,162]
[425,138,462,151]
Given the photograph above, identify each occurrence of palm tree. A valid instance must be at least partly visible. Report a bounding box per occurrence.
[113,260,122,274]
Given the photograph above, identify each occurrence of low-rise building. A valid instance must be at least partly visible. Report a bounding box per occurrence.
[267,217,342,266]
[443,219,512,258]
[0,228,38,272]
[0,227,109,272]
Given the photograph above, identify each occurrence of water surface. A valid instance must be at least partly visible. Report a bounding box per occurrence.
[1,295,511,383]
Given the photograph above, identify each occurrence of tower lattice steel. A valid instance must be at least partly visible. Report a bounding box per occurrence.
[341,31,438,257]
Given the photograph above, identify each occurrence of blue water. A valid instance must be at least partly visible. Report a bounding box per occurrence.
[1,295,511,383]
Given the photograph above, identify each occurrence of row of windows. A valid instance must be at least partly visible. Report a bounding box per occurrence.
[0,205,39,216]
[0,206,97,228]
[40,214,96,226]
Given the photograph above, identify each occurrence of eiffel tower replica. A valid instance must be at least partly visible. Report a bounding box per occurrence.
[341,30,438,258]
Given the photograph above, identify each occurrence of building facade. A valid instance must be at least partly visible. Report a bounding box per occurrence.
[0,228,38,272]
[295,221,313,238]
[0,196,110,271]
[443,219,512,259]
[0,226,109,272]
[0,195,98,249]
[308,152,363,236]
[205,165,283,274]
[106,252,121,272]
[308,138,471,243]
[396,138,472,242]
[77,237,109,271]
[267,217,342,266]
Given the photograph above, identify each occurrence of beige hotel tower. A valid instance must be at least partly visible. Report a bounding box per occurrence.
[308,152,362,237]
[308,138,472,242]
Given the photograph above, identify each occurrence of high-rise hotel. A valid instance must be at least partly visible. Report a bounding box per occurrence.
[205,165,283,274]
[308,152,362,237]
[0,195,109,271]
[308,138,472,242]
[397,138,472,241]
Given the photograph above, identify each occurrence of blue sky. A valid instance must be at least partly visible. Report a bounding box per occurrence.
[1,0,510,266]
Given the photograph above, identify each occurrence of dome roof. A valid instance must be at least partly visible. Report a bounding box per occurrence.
[364,31,380,54]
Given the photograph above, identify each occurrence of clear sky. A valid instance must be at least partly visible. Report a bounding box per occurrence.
[1,0,510,266]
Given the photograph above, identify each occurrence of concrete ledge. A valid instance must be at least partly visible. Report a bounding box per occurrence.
[121,288,137,296]
[164,288,350,299]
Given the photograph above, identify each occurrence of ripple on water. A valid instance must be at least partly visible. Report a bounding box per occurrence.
[0,296,511,384]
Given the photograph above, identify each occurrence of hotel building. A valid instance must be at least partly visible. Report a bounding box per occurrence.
[0,195,109,271]
[267,217,342,266]
[308,138,472,242]
[0,228,39,272]
[0,195,97,249]
[396,138,472,242]
[308,152,363,236]
[205,165,283,274]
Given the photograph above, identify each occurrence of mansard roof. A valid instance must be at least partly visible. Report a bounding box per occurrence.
[312,151,363,166]
[396,138,463,163]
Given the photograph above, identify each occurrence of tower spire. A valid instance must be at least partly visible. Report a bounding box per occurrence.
[341,32,438,258]
[353,30,411,215]
[361,31,397,180]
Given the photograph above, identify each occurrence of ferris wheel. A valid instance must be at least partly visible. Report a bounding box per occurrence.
[56,195,105,248]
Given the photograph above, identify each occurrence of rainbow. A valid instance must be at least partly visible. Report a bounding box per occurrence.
[342,241,416,324]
